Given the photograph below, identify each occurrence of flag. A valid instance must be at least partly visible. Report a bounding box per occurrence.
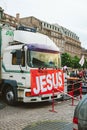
[79,55,84,66]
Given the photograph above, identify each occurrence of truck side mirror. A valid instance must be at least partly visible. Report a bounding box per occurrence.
[11,50,25,66]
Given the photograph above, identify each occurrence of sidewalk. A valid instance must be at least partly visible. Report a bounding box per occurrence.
[0,97,80,130]
[23,121,73,130]
[22,99,79,130]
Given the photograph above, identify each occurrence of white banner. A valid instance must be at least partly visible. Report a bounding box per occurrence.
[79,55,84,66]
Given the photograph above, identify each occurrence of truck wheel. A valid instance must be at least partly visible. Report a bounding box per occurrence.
[5,86,16,105]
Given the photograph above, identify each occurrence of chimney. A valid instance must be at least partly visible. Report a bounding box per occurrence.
[16,13,20,23]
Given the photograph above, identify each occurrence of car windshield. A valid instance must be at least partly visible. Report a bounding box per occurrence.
[27,50,61,68]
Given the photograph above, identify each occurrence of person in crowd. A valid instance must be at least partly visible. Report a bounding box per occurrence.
[78,69,84,79]
[70,70,76,77]
[63,66,69,94]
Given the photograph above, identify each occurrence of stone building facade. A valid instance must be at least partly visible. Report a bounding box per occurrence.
[20,16,81,57]
[0,7,18,27]
[0,7,86,59]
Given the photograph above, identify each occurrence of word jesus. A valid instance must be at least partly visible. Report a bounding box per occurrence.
[33,72,63,95]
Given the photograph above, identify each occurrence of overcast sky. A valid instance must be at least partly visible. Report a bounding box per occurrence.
[0,0,87,49]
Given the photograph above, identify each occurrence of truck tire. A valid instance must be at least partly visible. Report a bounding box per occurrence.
[5,86,16,105]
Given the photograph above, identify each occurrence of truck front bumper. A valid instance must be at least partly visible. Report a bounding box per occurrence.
[23,89,63,103]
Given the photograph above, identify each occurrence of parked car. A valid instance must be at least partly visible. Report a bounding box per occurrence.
[73,94,87,130]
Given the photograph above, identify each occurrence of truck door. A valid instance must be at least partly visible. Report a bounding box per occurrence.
[10,49,26,86]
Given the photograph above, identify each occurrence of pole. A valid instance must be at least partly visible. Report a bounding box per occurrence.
[49,89,57,113]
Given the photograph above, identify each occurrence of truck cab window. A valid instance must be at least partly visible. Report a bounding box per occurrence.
[12,50,25,66]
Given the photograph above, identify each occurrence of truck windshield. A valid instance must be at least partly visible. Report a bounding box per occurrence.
[27,50,61,68]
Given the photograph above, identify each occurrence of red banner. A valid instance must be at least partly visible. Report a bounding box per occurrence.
[30,69,64,96]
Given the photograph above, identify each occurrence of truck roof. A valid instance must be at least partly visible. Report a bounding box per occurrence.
[14,30,60,52]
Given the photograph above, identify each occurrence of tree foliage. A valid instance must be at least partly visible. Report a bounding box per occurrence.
[61,53,72,67]
[61,53,87,69]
